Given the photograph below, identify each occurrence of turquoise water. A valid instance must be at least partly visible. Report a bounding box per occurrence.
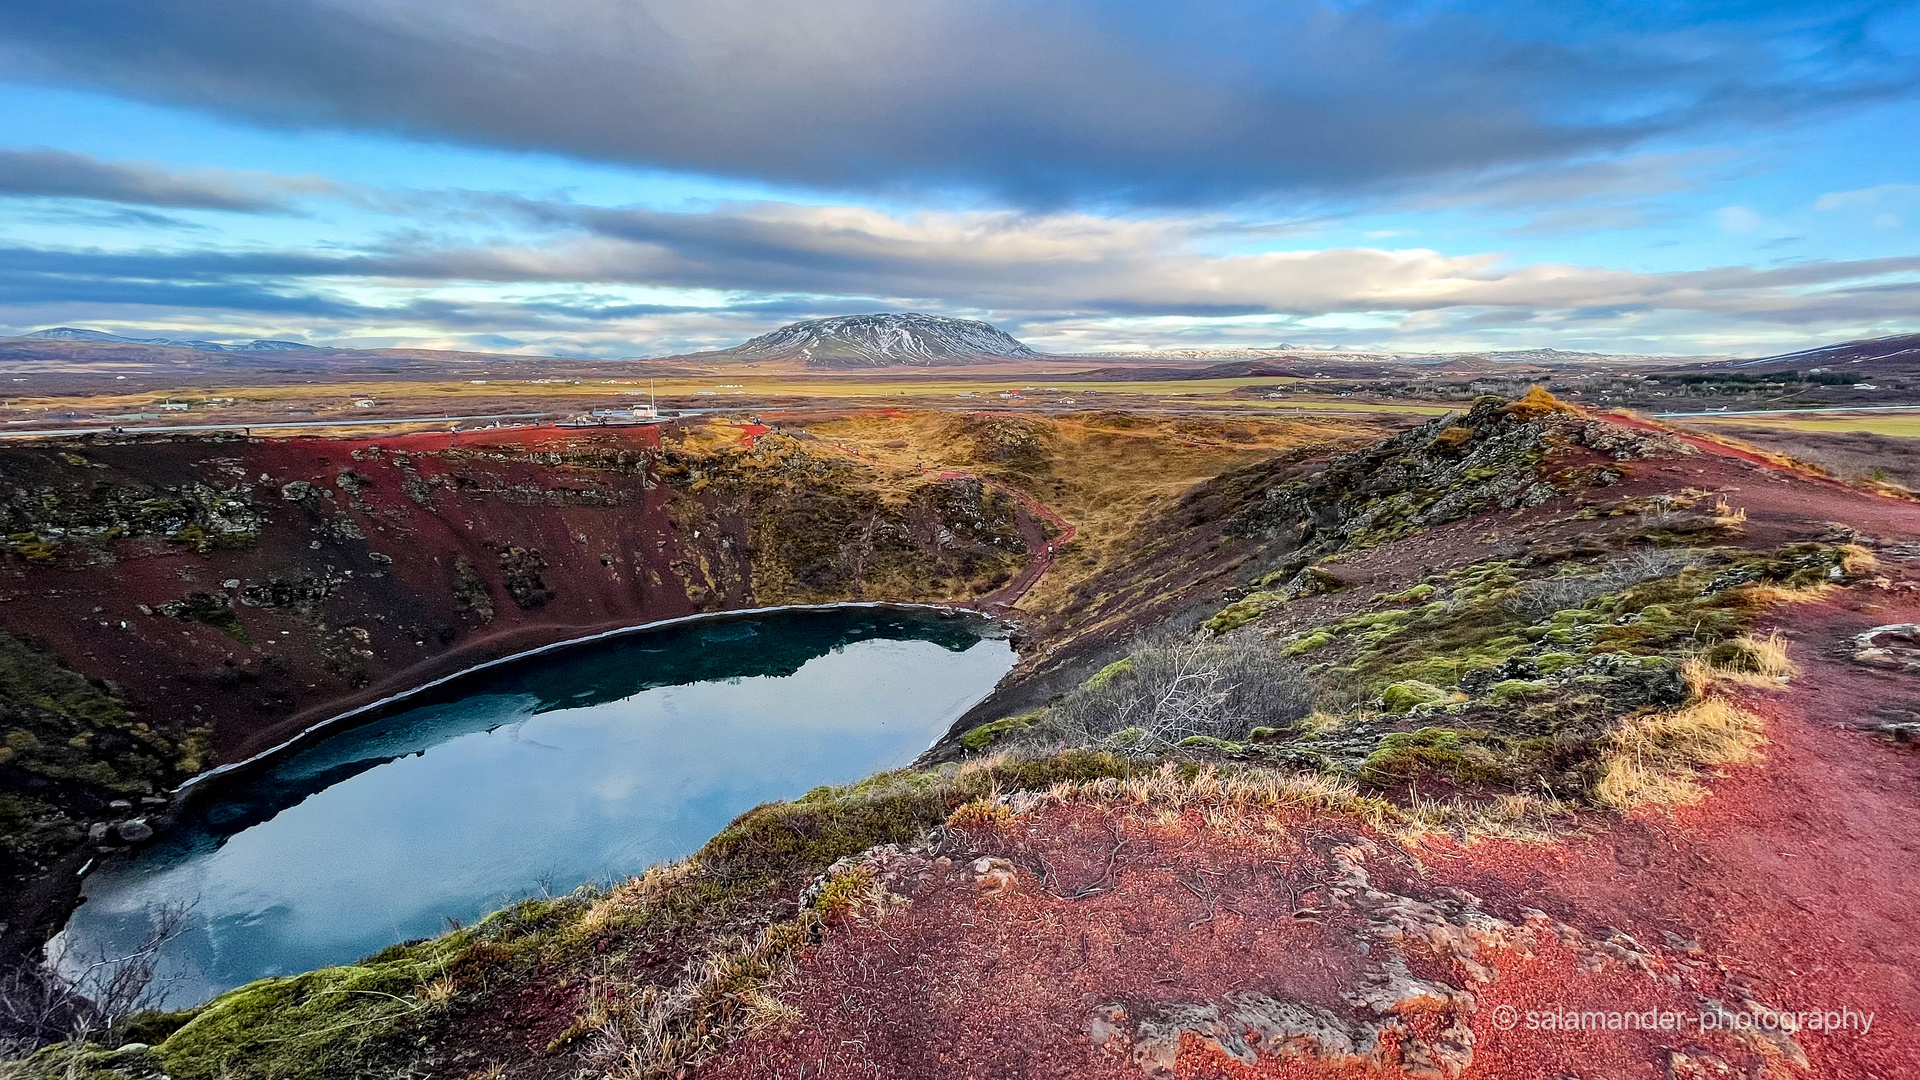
[56,607,1012,1008]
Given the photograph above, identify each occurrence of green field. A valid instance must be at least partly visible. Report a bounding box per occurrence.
[1687,413,1920,438]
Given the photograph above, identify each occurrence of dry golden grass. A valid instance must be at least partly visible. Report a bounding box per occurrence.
[1684,630,1796,693]
[798,410,1385,618]
[1401,790,1579,843]
[1595,697,1766,812]
[964,758,1391,824]
[1838,542,1879,576]
[970,756,1579,847]
[594,916,819,1079]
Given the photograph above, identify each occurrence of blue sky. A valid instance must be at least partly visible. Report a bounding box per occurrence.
[0,0,1915,358]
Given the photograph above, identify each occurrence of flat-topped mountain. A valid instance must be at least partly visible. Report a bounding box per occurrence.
[716,313,1038,367]
[25,327,321,352]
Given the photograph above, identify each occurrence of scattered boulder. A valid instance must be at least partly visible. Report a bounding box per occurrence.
[114,819,153,843]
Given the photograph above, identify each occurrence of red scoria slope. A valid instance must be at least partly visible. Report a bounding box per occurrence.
[3,423,1034,764]
[701,433,1920,1080]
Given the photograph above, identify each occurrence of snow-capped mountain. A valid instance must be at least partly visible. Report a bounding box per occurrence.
[23,327,321,352]
[721,313,1037,367]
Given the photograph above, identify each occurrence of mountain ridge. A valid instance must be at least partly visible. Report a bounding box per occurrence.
[25,327,320,352]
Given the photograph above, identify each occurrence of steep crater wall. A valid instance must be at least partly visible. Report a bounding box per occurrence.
[0,423,1030,959]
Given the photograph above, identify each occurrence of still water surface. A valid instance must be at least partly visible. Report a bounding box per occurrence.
[57,606,1013,1007]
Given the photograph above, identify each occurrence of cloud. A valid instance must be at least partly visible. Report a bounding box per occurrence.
[4,200,1918,341]
[1506,205,1650,235]
[1814,183,1920,211]
[1407,153,1713,213]
[1715,205,1763,233]
[0,147,332,212]
[0,1,1911,205]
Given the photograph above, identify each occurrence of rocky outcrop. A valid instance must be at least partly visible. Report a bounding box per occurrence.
[1088,836,1668,1080]
[1236,393,1690,570]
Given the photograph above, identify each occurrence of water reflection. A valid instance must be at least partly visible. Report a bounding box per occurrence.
[58,607,1011,1007]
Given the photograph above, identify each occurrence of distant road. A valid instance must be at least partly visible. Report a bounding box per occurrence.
[1654,403,1920,419]
[0,411,559,439]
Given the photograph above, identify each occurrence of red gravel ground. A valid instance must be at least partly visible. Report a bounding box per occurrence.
[698,432,1920,1080]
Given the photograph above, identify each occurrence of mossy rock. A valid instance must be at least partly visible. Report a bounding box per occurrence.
[1175,735,1246,754]
[1361,726,1508,784]
[1381,680,1451,714]
[959,709,1042,751]
[1283,630,1334,656]
[1486,679,1550,705]
[1205,592,1281,634]
[1700,638,1771,674]
[4,1041,162,1079]
[156,953,459,1080]
[1081,657,1134,690]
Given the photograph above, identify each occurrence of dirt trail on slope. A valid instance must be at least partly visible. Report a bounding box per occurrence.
[962,472,1078,612]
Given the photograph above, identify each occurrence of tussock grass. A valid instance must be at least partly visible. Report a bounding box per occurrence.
[1401,790,1579,843]
[1594,698,1766,812]
[1685,630,1796,693]
[586,913,821,1079]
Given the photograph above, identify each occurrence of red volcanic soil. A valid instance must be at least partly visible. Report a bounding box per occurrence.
[702,629,1920,1079]
[2,420,1069,765]
[2,425,700,763]
[698,425,1920,1080]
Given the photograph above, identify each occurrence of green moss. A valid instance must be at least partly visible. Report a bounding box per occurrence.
[1283,630,1334,656]
[156,949,460,1080]
[959,709,1042,751]
[1175,735,1245,753]
[1370,582,1435,604]
[812,866,879,917]
[1081,657,1134,690]
[0,628,187,807]
[1381,680,1451,714]
[4,1041,164,1079]
[1360,727,1508,784]
[0,793,82,858]
[1486,679,1550,705]
[10,537,60,563]
[1700,637,1772,673]
[1204,591,1282,634]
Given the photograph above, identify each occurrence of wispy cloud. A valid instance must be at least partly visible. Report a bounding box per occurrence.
[1814,183,1920,211]
[0,147,332,212]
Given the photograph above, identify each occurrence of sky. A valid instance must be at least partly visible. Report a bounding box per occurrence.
[0,0,1915,359]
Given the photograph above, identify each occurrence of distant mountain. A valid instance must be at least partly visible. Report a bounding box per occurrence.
[1721,332,1920,372]
[716,313,1037,367]
[23,327,321,352]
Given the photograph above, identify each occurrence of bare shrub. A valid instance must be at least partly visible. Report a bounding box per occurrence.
[1038,633,1314,749]
[0,901,192,1057]
[1637,493,1684,528]
[1504,549,1694,620]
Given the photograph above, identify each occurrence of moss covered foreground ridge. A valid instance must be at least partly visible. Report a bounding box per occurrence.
[1,753,1143,1080]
